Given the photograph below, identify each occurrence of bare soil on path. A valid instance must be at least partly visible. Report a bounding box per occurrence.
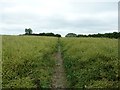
[52,39,67,89]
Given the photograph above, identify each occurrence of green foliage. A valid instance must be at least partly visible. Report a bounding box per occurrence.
[25,28,33,35]
[77,32,120,39]
[65,33,77,37]
[28,33,61,37]
[2,36,119,88]
[65,32,120,38]
[2,36,58,88]
[0,36,2,89]
[61,37,119,88]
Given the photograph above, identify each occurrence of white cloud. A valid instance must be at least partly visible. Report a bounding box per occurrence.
[0,0,118,36]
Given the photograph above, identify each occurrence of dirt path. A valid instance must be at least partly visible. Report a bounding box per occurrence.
[52,38,67,88]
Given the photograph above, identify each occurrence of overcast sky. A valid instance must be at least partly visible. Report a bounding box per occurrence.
[0,0,119,36]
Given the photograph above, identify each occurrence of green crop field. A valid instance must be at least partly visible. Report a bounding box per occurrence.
[2,36,119,88]
[2,35,58,88]
[61,37,119,88]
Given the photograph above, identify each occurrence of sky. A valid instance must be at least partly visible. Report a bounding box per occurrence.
[0,0,119,36]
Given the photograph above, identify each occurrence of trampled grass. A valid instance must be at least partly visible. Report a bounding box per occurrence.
[2,35,58,88]
[60,37,119,88]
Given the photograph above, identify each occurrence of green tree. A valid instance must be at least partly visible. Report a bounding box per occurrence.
[25,28,33,35]
[65,33,77,37]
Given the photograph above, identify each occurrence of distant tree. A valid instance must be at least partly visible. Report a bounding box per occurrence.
[25,28,33,35]
[64,32,120,38]
[45,33,55,36]
[31,32,62,37]
[55,34,61,37]
[39,33,46,36]
[65,33,77,37]
[77,34,87,37]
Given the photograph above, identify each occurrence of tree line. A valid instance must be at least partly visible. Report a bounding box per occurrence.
[24,28,61,37]
[24,28,120,38]
[65,32,120,39]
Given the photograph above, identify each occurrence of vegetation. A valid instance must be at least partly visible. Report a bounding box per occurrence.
[2,35,119,88]
[65,33,77,37]
[79,32,120,39]
[2,35,58,88]
[24,28,61,37]
[60,37,119,88]
[65,32,120,39]
[25,28,33,35]
[30,33,61,37]
[0,36,2,89]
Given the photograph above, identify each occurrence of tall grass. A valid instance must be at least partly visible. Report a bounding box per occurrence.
[61,37,118,88]
[2,36,58,88]
[2,36,119,88]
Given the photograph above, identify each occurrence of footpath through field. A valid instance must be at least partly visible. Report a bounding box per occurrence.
[52,38,67,88]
